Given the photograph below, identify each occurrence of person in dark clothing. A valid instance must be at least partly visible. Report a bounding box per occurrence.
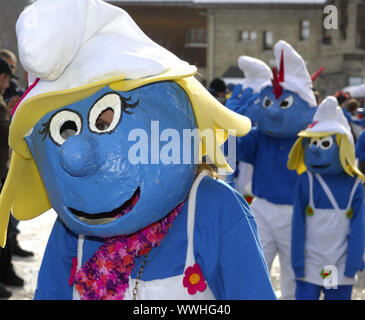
[0,50,23,107]
[0,50,33,260]
[0,58,24,299]
[208,77,227,105]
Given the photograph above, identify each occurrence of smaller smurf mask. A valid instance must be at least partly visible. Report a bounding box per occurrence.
[288,96,364,180]
[303,135,343,175]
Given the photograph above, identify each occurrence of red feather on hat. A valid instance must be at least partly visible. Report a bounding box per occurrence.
[271,50,284,99]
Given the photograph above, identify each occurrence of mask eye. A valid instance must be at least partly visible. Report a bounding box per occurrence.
[48,110,82,146]
[89,93,122,134]
[279,95,294,109]
[309,138,319,148]
[262,96,273,108]
[319,136,333,150]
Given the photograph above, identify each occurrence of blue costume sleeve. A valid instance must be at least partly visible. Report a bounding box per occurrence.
[194,177,276,300]
[236,127,259,165]
[356,130,365,162]
[345,182,365,277]
[34,218,77,300]
[291,173,308,278]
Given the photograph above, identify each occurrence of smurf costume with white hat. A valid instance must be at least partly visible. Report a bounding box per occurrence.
[288,96,364,300]
[0,0,276,300]
[226,40,320,300]
[343,83,365,99]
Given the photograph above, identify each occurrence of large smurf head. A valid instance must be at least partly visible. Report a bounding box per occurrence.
[288,96,363,179]
[25,82,199,238]
[0,0,251,245]
[238,40,320,138]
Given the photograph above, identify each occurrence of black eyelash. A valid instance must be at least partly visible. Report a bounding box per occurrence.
[39,117,52,141]
[38,93,139,140]
[118,94,139,114]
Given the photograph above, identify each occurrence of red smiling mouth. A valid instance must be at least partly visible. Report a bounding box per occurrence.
[69,187,140,224]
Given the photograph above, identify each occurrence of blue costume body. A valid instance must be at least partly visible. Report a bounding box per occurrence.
[291,170,365,300]
[287,96,365,300]
[236,128,298,205]
[224,41,318,300]
[292,172,365,277]
[34,176,276,300]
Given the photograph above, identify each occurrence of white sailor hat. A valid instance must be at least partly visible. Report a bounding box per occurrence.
[299,96,354,146]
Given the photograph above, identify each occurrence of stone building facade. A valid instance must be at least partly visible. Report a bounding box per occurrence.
[1,0,364,97]
[111,0,365,97]
[207,0,365,97]
[112,3,208,83]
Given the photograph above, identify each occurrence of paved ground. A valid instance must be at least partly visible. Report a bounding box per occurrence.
[3,209,365,300]
[7,209,57,300]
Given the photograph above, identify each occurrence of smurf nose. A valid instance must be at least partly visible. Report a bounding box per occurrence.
[60,136,103,177]
[309,143,321,155]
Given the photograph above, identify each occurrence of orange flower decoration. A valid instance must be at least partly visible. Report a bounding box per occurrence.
[183,263,207,295]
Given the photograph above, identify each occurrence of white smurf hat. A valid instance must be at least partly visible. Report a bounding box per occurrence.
[301,95,354,146]
[15,0,194,113]
[237,55,272,93]
[238,40,318,107]
[273,40,317,107]
[342,83,365,98]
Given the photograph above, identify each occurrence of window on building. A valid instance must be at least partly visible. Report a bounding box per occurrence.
[251,31,257,41]
[185,28,207,47]
[239,30,257,42]
[322,28,332,45]
[240,31,249,41]
[263,31,273,50]
[300,20,310,41]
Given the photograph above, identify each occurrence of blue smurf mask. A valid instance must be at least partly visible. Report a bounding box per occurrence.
[255,86,316,138]
[303,135,343,175]
[25,81,198,238]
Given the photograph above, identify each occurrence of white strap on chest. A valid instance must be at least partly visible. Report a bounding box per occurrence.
[309,172,361,211]
[314,173,340,211]
[184,170,210,270]
[307,171,314,207]
[347,177,362,210]
[73,234,85,300]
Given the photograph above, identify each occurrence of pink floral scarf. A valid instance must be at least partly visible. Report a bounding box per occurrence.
[73,202,184,300]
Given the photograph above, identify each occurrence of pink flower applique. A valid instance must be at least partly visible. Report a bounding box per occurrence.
[183,263,207,295]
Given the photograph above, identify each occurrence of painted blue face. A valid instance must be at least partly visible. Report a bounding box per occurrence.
[25,81,198,238]
[303,135,343,175]
[255,86,316,138]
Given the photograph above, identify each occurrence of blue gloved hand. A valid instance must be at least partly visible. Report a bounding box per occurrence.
[225,85,259,117]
